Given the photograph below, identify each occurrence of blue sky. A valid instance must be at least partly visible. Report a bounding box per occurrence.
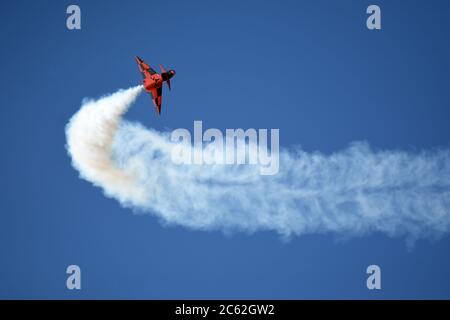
[1,0,450,299]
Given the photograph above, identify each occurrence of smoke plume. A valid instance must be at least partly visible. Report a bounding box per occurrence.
[65,86,450,241]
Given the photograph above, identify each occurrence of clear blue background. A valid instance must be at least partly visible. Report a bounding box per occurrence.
[0,0,449,299]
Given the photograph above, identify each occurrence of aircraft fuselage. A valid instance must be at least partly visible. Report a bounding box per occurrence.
[144,74,163,92]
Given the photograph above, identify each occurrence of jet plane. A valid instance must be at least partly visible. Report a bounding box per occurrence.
[135,56,176,115]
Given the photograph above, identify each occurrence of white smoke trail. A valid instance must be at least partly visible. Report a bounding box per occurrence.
[66,86,148,207]
[66,87,450,241]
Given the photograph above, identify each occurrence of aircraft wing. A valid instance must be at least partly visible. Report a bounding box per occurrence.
[149,87,162,115]
[135,56,157,76]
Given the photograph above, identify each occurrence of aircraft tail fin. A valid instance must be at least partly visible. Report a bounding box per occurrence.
[159,64,171,91]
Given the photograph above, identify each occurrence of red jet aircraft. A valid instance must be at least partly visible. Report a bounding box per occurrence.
[135,56,176,115]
